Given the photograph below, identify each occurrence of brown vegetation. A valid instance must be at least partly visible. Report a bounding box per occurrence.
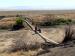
[0,17,17,29]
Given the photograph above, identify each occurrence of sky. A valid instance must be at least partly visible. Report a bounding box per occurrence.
[0,0,75,10]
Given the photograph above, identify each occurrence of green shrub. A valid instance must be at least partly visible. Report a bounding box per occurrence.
[40,18,74,26]
[12,17,24,30]
[16,17,23,26]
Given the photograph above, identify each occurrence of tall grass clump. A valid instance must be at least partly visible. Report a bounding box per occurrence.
[63,25,75,43]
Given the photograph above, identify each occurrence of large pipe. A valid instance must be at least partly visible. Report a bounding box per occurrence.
[22,17,59,44]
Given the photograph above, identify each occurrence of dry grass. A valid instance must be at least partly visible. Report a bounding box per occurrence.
[0,26,75,56]
[0,30,45,53]
[63,25,75,42]
[7,38,41,52]
[0,50,37,56]
[0,17,17,29]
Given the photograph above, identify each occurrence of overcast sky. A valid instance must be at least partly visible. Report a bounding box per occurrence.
[0,0,75,10]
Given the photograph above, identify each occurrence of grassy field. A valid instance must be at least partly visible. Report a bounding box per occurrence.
[0,10,75,56]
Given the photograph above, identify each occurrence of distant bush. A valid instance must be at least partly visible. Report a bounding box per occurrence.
[12,17,24,30]
[40,18,74,26]
[0,16,5,19]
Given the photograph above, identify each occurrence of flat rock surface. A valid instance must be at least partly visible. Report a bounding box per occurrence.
[41,28,65,43]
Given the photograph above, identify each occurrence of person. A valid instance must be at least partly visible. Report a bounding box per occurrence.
[35,24,38,34]
[38,25,41,33]
[38,28,41,33]
[35,24,41,34]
